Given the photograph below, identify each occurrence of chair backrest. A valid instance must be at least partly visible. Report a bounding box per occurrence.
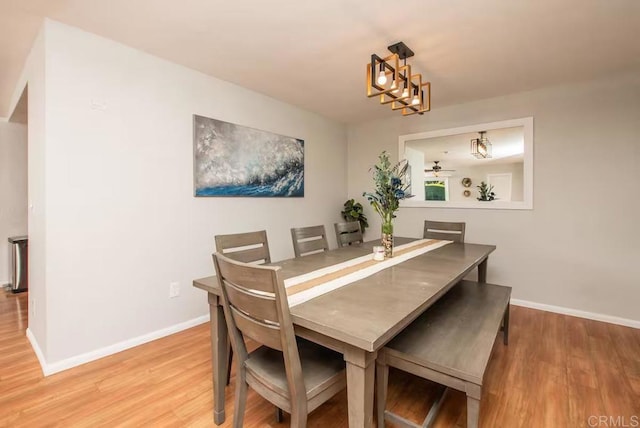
[214,230,271,264]
[423,220,466,243]
[334,221,363,247]
[291,225,329,257]
[212,252,306,400]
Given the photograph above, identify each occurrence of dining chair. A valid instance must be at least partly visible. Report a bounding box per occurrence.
[334,221,363,247]
[290,225,329,257]
[214,230,271,389]
[423,220,466,243]
[212,252,347,428]
[214,230,271,264]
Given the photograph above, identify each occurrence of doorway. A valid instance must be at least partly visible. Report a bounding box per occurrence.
[1,86,28,326]
[487,173,512,202]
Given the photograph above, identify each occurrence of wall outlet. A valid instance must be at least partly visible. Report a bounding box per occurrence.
[169,282,180,298]
[90,98,107,111]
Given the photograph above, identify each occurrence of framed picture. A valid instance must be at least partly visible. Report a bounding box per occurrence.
[193,115,304,197]
[425,178,449,201]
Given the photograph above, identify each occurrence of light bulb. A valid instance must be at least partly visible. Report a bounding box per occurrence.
[390,79,399,93]
[412,94,420,105]
[377,71,387,86]
[402,88,409,98]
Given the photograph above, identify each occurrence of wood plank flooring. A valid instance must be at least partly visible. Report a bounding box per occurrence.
[1,289,638,427]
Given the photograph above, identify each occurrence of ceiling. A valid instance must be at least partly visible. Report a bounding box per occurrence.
[1,0,639,124]
[409,126,524,169]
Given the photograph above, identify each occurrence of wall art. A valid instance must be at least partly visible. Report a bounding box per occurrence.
[193,115,304,197]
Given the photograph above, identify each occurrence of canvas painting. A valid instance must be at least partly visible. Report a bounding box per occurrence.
[193,115,304,197]
[425,178,449,201]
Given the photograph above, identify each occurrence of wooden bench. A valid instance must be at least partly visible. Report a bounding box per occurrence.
[376,280,511,428]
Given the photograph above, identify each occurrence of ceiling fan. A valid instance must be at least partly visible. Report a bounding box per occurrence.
[424,161,455,176]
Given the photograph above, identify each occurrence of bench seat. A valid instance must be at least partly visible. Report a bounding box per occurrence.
[376,280,511,428]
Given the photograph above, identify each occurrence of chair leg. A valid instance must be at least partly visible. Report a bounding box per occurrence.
[226,342,233,385]
[503,304,510,346]
[275,407,284,423]
[233,367,248,428]
[289,406,307,428]
[376,359,389,428]
[466,395,480,428]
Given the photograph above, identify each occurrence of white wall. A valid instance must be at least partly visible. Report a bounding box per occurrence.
[8,26,48,358]
[0,121,28,284]
[23,20,347,368]
[348,72,640,323]
[446,162,524,202]
[404,146,424,199]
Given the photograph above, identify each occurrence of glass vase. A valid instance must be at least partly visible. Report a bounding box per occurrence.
[381,219,394,258]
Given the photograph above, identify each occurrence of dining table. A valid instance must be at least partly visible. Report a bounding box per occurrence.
[193,237,495,428]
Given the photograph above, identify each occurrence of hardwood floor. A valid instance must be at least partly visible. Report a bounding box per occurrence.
[1,289,638,427]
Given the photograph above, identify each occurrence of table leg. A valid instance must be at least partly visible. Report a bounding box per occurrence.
[466,395,480,428]
[208,293,229,425]
[477,256,488,283]
[344,348,376,428]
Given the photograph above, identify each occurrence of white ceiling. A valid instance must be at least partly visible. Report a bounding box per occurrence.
[408,126,524,169]
[1,0,639,123]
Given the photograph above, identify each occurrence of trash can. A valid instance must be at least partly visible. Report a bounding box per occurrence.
[8,236,28,293]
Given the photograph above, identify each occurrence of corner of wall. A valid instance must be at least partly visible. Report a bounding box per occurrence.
[25,328,47,375]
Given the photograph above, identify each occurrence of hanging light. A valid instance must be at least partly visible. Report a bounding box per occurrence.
[377,64,387,85]
[390,75,399,93]
[411,86,420,105]
[367,41,431,116]
[390,73,430,116]
[471,131,493,159]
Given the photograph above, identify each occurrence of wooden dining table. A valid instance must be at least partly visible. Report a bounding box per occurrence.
[193,237,495,428]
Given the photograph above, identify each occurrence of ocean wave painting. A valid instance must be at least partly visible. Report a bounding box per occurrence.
[193,115,304,197]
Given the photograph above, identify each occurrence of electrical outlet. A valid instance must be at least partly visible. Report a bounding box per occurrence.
[169,282,180,298]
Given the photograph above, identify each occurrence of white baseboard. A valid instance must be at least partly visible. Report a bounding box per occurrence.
[26,328,48,374]
[510,298,640,329]
[26,300,637,376]
[26,314,210,376]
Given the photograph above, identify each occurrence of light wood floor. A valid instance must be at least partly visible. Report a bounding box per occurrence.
[1,289,639,427]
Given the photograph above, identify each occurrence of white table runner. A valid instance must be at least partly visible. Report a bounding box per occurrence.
[285,239,452,307]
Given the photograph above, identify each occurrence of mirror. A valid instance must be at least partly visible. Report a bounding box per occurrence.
[400,117,533,209]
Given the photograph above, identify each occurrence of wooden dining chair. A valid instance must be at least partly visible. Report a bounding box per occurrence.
[212,252,347,428]
[290,225,329,257]
[214,230,271,389]
[214,230,271,264]
[423,220,466,243]
[334,221,363,247]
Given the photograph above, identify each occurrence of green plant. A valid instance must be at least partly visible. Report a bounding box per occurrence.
[477,181,497,201]
[341,199,369,233]
[362,151,414,234]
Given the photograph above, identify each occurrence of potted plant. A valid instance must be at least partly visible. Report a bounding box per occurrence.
[363,151,413,258]
[477,181,497,201]
[341,199,369,235]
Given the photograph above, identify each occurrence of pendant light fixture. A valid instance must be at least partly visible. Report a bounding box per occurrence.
[471,131,493,159]
[367,41,431,116]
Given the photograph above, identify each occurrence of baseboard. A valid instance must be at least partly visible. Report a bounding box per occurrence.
[510,298,640,329]
[27,300,636,376]
[27,314,210,376]
[26,328,48,374]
